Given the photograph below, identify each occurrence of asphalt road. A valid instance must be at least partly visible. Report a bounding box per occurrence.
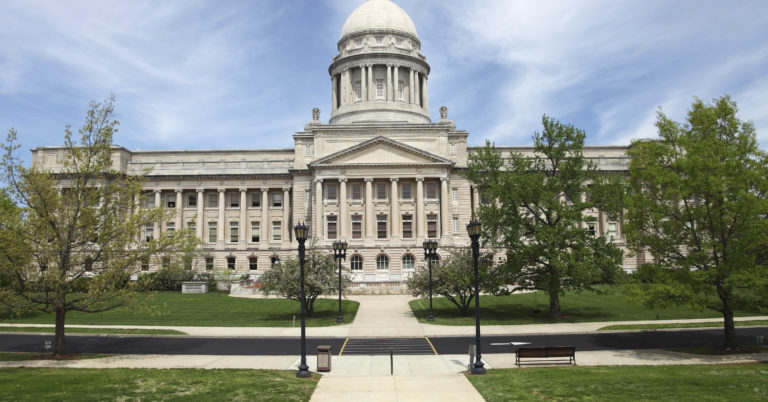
[1,327,765,356]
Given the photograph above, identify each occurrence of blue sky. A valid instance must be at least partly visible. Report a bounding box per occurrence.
[2,0,767,164]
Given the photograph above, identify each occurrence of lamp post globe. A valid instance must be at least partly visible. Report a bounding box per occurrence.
[467,218,486,375]
[422,239,438,322]
[332,240,347,323]
[294,223,311,378]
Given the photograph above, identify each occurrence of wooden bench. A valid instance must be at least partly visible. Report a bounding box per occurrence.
[516,346,576,367]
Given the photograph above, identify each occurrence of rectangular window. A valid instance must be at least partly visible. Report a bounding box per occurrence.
[229,221,238,243]
[205,257,214,271]
[141,257,149,271]
[251,221,260,243]
[144,225,153,242]
[402,215,413,239]
[327,216,337,240]
[229,193,239,208]
[251,192,261,208]
[227,257,236,270]
[166,222,175,237]
[141,195,153,209]
[427,214,438,238]
[326,183,337,201]
[352,215,362,239]
[450,143,457,156]
[208,222,217,243]
[305,189,311,207]
[273,221,282,241]
[355,81,362,101]
[588,222,596,237]
[377,215,388,239]
[207,193,218,208]
[376,183,387,200]
[166,194,175,208]
[401,183,412,200]
[451,188,458,203]
[249,257,258,271]
[453,216,459,234]
[376,79,384,98]
[272,193,282,208]
[161,256,170,269]
[398,81,404,100]
[351,184,362,200]
[426,183,438,199]
[187,194,197,207]
[305,145,311,157]
[187,221,195,233]
[607,222,617,241]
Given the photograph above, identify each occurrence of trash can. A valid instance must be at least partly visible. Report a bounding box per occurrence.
[317,345,332,372]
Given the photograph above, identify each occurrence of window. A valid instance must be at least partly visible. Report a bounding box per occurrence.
[187,221,195,233]
[398,81,404,100]
[166,194,175,208]
[230,221,238,243]
[207,193,218,208]
[326,183,337,201]
[160,256,170,269]
[166,222,175,237]
[450,143,457,156]
[273,221,282,241]
[376,255,389,270]
[84,257,94,272]
[251,192,261,208]
[305,189,311,207]
[375,36,383,45]
[249,257,258,271]
[376,183,387,200]
[271,193,282,208]
[251,221,260,243]
[453,216,459,234]
[376,79,384,98]
[355,81,362,101]
[351,215,362,239]
[401,183,412,200]
[427,214,438,238]
[208,222,217,243]
[229,193,239,208]
[350,255,363,271]
[144,224,153,242]
[305,145,312,156]
[205,257,214,271]
[402,215,413,239]
[140,195,153,209]
[351,184,362,200]
[227,257,236,270]
[377,215,388,239]
[426,183,438,199]
[451,188,458,203]
[187,194,197,207]
[327,215,337,240]
[587,222,596,237]
[607,222,617,241]
[402,255,415,270]
[271,256,281,267]
[141,257,149,271]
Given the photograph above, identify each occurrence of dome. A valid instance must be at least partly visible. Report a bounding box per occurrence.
[341,0,418,39]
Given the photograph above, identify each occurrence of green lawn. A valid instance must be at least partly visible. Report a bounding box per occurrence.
[1,292,359,327]
[0,327,186,335]
[599,320,768,331]
[0,353,115,362]
[466,364,768,401]
[410,286,762,325]
[0,368,318,401]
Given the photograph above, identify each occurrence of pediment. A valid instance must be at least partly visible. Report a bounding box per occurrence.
[310,137,453,167]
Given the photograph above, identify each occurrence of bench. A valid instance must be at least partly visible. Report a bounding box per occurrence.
[516,346,576,367]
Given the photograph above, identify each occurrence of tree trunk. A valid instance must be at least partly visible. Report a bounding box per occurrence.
[549,292,561,319]
[721,300,738,350]
[54,306,66,357]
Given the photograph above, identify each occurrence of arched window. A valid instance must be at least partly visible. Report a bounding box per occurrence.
[402,254,415,270]
[376,255,389,270]
[350,255,363,271]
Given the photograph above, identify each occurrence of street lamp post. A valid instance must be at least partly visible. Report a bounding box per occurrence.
[294,223,311,378]
[422,239,438,322]
[467,218,486,375]
[332,240,348,323]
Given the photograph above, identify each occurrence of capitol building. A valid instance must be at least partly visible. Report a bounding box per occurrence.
[32,0,637,282]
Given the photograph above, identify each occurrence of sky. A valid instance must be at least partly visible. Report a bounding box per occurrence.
[1,0,767,165]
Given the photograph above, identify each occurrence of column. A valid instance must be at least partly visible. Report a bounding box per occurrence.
[153,190,161,239]
[472,187,480,216]
[283,187,291,243]
[364,178,374,239]
[393,65,399,101]
[239,188,247,246]
[440,177,449,239]
[175,189,183,231]
[341,70,347,106]
[217,189,225,247]
[390,178,399,239]
[422,75,429,110]
[260,188,269,248]
[315,179,324,239]
[196,188,204,240]
[339,178,348,239]
[386,64,392,101]
[368,64,374,101]
[332,75,338,111]
[360,65,366,102]
[415,178,424,239]
[409,68,415,104]
[414,71,420,106]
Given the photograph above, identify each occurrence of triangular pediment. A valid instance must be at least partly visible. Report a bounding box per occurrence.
[310,137,453,167]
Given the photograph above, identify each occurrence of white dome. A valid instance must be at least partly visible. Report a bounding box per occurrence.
[341,0,418,39]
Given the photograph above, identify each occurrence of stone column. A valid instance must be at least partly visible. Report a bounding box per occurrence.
[472,187,480,216]
[440,177,449,239]
[414,71,420,106]
[261,188,269,248]
[339,178,348,239]
[283,187,291,243]
[332,75,338,111]
[422,75,429,111]
[153,190,161,239]
[386,64,392,101]
[239,188,247,247]
[196,188,204,239]
[364,178,374,239]
[360,65,366,102]
[393,65,399,101]
[415,178,424,239]
[342,70,348,106]
[315,179,324,239]
[409,68,415,104]
[217,189,225,247]
[390,178,399,239]
[368,64,374,100]
[175,189,183,231]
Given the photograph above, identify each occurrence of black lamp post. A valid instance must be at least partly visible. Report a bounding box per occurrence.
[422,239,438,322]
[332,240,348,323]
[294,222,311,378]
[467,218,486,375]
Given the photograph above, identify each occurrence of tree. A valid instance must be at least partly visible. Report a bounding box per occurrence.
[465,116,625,319]
[405,248,497,315]
[0,96,199,356]
[624,96,768,350]
[259,248,351,315]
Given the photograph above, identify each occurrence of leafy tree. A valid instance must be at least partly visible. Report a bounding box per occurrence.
[624,96,768,350]
[0,96,199,356]
[259,249,351,315]
[405,248,497,315]
[465,116,625,319]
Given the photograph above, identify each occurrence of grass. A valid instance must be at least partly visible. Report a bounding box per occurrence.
[466,364,768,401]
[1,292,360,327]
[0,327,187,335]
[668,346,768,355]
[599,320,768,331]
[0,368,318,401]
[0,353,115,361]
[410,286,763,325]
